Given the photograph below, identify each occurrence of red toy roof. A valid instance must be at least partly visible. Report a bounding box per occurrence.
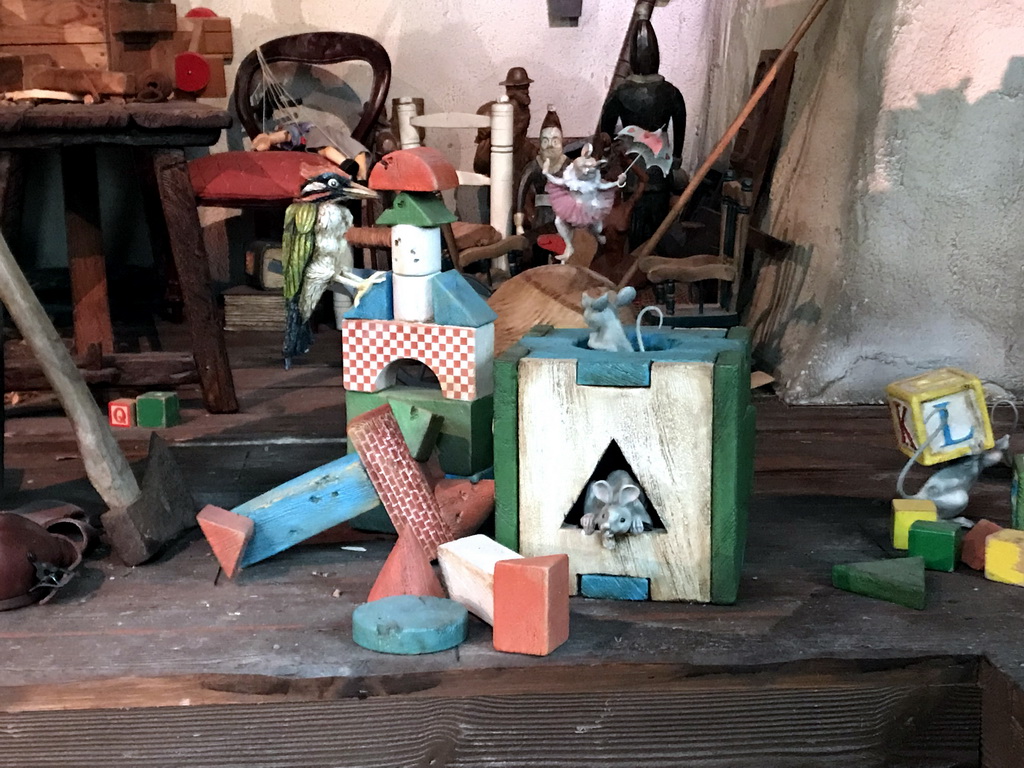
[369,147,459,192]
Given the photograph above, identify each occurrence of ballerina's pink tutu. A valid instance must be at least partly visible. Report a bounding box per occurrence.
[545,182,616,228]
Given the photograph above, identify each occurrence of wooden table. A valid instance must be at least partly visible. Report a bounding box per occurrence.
[0,401,1022,766]
[0,101,238,413]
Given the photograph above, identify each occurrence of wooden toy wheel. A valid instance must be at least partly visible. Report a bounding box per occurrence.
[135,70,173,103]
[174,52,211,94]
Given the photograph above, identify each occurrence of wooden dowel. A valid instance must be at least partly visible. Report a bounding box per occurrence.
[0,231,140,510]
[617,0,833,289]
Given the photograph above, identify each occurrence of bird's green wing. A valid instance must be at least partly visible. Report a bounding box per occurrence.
[282,202,318,300]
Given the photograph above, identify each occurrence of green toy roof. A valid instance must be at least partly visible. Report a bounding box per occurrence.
[376,192,457,227]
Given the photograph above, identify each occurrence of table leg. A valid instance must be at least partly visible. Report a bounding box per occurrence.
[61,148,115,356]
[150,148,238,414]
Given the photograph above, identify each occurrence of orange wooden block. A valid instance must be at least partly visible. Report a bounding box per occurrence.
[493,555,570,656]
[436,478,495,538]
[196,504,254,579]
[368,535,445,602]
[961,519,1003,570]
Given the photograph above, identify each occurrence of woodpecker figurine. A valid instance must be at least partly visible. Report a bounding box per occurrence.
[281,172,377,368]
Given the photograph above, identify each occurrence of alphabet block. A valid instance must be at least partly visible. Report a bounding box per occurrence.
[832,556,926,610]
[886,368,994,466]
[891,499,937,550]
[436,534,522,624]
[985,529,1024,587]
[908,519,964,571]
[493,555,570,656]
[108,398,137,428]
[136,391,180,428]
[961,519,1002,570]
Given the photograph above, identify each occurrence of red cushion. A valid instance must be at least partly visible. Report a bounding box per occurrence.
[190,151,340,204]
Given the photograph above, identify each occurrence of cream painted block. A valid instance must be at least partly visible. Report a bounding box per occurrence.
[437,534,522,624]
[517,359,713,602]
[393,273,434,323]
[391,224,442,276]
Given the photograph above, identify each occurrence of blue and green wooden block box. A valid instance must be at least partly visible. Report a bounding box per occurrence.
[494,325,755,604]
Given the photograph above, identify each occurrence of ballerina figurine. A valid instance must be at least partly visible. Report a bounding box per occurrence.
[544,143,625,262]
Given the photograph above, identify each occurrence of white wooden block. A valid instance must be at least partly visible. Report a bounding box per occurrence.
[391,224,442,276]
[437,534,522,624]
[518,359,713,602]
[473,322,495,398]
[412,112,491,130]
[393,273,435,323]
[488,98,514,239]
[395,97,422,149]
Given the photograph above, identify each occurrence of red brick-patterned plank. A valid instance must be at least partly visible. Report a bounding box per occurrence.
[347,404,454,558]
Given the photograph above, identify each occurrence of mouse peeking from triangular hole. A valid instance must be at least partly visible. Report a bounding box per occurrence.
[563,440,664,549]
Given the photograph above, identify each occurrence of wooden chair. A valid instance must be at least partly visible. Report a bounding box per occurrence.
[189,31,392,209]
[392,96,526,277]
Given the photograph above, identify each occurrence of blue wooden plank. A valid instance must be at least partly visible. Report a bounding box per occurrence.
[576,357,651,387]
[344,271,393,320]
[520,327,743,366]
[234,453,381,568]
[352,595,468,654]
[579,574,650,601]
[430,270,498,328]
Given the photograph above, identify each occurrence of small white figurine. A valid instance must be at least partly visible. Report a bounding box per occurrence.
[544,143,624,262]
[582,287,636,353]
[580,469,652,550]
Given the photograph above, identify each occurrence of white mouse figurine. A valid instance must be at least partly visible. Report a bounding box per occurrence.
[898,434,1010,519]
[580,469,652,549]
[582,287,636,353]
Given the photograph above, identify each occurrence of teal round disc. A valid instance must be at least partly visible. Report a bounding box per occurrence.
[352,595,469,655]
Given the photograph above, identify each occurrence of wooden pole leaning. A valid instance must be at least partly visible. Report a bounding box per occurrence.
[616,0,833,290]
[0,231,141,510]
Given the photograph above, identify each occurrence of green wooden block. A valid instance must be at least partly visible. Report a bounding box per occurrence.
[832,556,926,610]
[345,388,493,477]
[351,595,468,655]
[389,401,444,461]
[493,343,529,551]
[1012,454,1024,530]
[710,341,754,605]
[908,519,964,572]
[575,357,651,387]
[136,391,180,428]
[375,191,456,227]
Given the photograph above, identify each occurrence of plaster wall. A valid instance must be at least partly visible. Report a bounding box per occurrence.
[728,0,1024,403]
[182,0,720,170]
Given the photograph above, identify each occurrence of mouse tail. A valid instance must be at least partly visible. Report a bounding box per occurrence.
[896,423,945,499]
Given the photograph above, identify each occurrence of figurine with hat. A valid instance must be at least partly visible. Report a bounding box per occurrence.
[474,66,538,182]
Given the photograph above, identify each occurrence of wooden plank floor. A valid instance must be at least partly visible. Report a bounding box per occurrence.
[1,328,1022,766]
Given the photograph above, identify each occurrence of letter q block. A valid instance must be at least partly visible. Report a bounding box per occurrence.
[886,368,993,466]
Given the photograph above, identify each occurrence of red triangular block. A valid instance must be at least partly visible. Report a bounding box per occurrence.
[367,534,445,602]
[197,505,254,579]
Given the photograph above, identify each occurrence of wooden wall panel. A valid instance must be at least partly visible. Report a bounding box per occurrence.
[0,0,106,45]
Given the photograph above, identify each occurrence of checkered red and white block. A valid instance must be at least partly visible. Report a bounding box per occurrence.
[342,318,492,401]
[347,404,454,559]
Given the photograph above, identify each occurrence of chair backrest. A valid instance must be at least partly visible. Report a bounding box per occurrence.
[233,32,391,145]
[394,96,514,237]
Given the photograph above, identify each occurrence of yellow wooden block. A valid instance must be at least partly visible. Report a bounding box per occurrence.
[891,499,937,550]
[985,529,1024,586]
[886,367,993,466]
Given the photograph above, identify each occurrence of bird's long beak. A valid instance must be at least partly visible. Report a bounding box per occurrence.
[346,181,378,200]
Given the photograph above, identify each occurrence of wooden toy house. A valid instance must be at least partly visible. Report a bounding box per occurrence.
[494,326,755,603]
